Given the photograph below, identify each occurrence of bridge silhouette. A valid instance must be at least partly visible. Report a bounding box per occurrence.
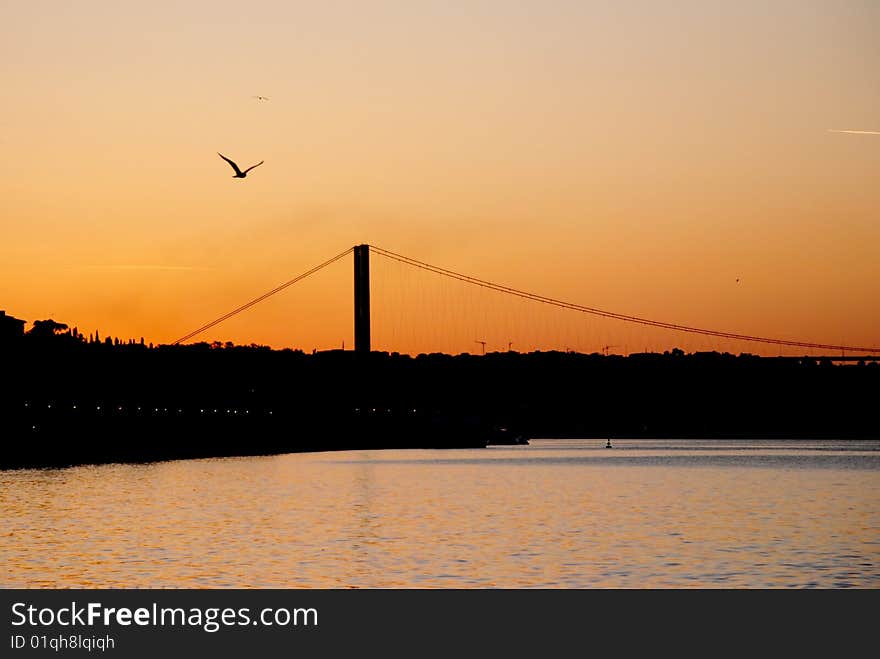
[172,244,879,358]
[5,244,879,469]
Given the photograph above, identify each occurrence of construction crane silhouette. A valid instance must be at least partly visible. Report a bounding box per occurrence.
[475,340,487,355]
[602,345,619,356]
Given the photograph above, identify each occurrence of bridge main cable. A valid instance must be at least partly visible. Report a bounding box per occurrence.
[172,247,354,345]
[368,244,879,354]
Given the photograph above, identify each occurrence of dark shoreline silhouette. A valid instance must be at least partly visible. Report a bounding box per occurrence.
[1,314,878,469]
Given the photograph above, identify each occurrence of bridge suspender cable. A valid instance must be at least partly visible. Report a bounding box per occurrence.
[368,244,879,354]
[171,247,354,345]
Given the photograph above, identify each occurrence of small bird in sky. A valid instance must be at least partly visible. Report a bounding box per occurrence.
[217,153,264,178]
[252,95,270,101]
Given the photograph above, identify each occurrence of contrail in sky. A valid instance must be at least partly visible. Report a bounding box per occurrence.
[827,129,880,135]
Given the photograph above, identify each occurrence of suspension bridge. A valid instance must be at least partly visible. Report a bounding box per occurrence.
[5,244,879,468]
[171,244,879,359]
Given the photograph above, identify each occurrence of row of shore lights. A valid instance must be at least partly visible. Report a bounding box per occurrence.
[23,402,271,416]
[25,403,418,415]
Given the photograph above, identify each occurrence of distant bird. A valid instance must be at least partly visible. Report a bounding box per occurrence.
[736,278,741,283]
[217,153,264,178]
[252,95,270,101]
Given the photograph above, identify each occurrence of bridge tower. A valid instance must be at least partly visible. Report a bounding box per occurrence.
[354,244,371,353]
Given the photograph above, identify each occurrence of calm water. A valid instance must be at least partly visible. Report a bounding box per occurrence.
[2,439,879,588]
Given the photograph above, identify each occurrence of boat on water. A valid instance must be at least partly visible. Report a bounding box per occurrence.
[486,426,530,445]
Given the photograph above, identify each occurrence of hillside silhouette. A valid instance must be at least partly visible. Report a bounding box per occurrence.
[1,312,877,468]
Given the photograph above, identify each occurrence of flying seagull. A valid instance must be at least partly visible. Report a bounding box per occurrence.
[217,152,264,178]
[252,95,270,101]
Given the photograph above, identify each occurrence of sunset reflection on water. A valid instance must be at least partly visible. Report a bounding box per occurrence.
[2,440,878,588]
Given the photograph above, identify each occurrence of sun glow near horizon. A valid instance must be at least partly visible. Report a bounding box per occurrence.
[1,1,878,353]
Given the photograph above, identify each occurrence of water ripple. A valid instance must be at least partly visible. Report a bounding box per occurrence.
[1,439,878,588]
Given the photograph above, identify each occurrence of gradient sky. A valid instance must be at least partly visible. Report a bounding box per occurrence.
[2,1,878,354]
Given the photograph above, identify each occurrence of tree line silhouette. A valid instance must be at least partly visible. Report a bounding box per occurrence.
[1,311,877,468]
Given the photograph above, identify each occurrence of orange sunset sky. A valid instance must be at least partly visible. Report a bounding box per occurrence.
[1,1,878,355]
